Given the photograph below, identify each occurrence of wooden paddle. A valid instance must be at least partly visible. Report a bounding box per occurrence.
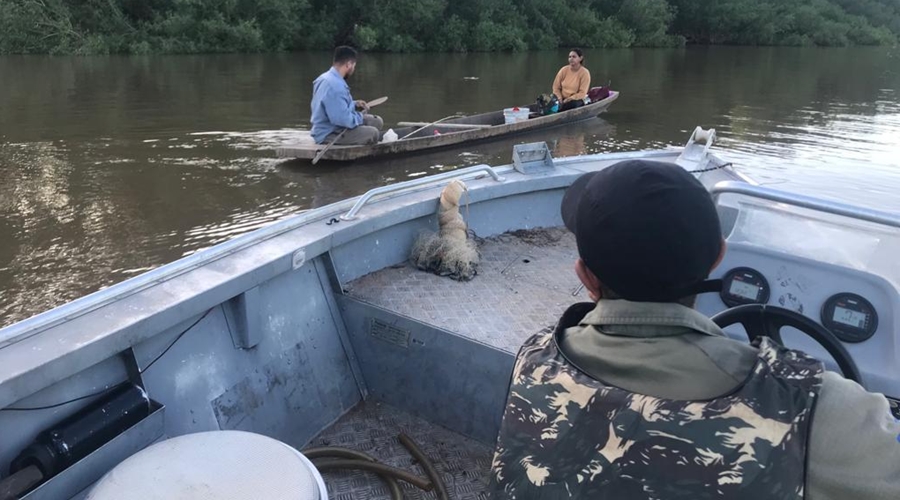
[400,114,462,140]
[356,96,388,112]
[365,96,388,108]
[311,129,346,165]
[397,121,492,130]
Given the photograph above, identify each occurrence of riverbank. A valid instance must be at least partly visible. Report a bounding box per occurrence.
[1,0,898,55]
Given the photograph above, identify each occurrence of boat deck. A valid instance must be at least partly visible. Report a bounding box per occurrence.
[315,228,584,498]
[345,227,587,353]
[308,402,492,499]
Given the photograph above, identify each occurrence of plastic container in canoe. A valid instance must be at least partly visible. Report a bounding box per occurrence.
[503,107,530,124]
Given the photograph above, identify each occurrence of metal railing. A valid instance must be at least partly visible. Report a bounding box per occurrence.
[711,181,900,230]
[0,165,508,348]
[0,206,305,348]
[340,164,506,220]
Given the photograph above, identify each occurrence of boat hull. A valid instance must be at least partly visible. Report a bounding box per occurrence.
[276,92,619,162]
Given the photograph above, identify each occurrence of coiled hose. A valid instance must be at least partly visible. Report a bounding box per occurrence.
[304,447,407,500]
[399,433,450,500]
[304,433,450,500]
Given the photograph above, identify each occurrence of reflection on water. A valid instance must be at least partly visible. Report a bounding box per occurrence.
[719,95,900,203]
[0,47,898,326]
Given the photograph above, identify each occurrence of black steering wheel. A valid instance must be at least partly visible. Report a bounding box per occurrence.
[711,304,863,385]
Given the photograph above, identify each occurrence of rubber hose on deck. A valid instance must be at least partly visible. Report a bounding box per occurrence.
[304,447,403,500]
[305,447,390,463]
[399,433,449,500]
[311,459,433,491]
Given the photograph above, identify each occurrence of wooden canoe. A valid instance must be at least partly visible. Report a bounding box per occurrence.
[277,91,619,162]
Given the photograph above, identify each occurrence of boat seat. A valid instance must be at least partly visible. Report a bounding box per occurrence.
[86,430,326,500]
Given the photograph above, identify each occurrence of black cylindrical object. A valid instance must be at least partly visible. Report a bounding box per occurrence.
[9,384,151,479]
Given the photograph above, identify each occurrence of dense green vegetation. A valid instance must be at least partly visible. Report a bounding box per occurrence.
[1,0,898,54]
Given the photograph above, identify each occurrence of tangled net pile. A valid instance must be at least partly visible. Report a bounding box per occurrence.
[409,179,479,281]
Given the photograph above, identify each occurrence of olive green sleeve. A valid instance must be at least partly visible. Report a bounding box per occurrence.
[807,372,900,500]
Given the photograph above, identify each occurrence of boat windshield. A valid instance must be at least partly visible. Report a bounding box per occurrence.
[723,195,900,292]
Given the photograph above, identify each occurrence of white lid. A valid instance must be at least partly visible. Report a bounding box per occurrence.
[87,431,326,500]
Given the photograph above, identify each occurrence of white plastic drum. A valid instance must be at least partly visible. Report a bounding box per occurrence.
[86,431,327,500]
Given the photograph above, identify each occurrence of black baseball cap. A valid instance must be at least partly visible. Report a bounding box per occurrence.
[561,160,723,302]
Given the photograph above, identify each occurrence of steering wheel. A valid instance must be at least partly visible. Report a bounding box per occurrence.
[711,304,863,385]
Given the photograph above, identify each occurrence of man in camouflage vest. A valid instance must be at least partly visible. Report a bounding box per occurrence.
[490,160,900,499]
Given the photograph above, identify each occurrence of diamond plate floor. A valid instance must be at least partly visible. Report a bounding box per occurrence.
[345,227,587,353]
[307,402,492,500]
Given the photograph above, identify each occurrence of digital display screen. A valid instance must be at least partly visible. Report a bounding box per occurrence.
[729,280,760,301]
[833,306,867,329]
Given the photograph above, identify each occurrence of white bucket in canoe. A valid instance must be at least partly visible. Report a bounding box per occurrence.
[503,107,530,124]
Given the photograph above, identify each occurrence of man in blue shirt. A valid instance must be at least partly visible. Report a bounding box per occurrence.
[310,46,383,145]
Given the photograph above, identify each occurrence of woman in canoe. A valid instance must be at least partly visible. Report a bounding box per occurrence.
[552,48,591,112]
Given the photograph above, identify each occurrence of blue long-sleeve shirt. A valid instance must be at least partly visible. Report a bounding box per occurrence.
[310,67,363,144]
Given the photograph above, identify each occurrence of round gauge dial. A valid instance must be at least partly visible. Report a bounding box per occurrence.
[821,293,878,343]
[720,267,770,307]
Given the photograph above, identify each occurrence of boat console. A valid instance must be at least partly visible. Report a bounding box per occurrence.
[697,182,900,416]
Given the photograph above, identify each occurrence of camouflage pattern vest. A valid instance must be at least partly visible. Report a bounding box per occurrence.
[490,329,824,499]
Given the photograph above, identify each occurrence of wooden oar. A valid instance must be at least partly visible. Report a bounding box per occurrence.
[311,129,346,165]
[366,96,388,108]
[400,114,462,140]
[397,121,491,129]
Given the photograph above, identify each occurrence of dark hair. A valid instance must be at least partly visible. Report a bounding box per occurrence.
[333,46,358,65]
[570,48,584,61]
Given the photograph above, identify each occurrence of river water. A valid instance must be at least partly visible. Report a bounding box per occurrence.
[1,47,898,327]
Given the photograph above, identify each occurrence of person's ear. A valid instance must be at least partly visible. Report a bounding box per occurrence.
[575,258,602,302]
